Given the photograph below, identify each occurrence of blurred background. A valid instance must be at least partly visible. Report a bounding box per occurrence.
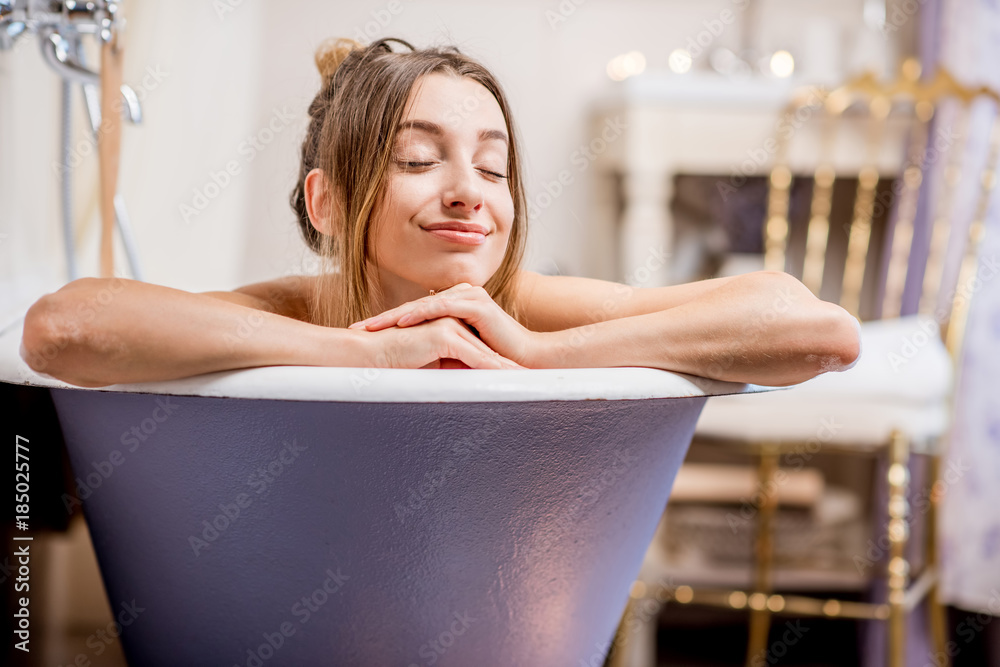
[2,0,1000,665]
[0,0,923,300]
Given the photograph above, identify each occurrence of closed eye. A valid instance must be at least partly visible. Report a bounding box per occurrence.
[399,161,507,180]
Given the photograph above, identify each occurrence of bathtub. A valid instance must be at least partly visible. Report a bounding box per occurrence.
[0,315,766,666]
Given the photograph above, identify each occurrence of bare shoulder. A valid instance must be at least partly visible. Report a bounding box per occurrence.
[199,274,320,323]
[512,268,741,332]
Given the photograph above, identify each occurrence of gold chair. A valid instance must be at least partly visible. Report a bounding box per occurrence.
[612,60,1000,667]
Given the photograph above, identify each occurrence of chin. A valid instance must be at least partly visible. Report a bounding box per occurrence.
[425,263,493,288]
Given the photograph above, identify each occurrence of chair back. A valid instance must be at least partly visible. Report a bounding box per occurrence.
[762,59,1000,361]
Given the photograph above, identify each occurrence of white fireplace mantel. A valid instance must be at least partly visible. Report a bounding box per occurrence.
[588,70,910,286]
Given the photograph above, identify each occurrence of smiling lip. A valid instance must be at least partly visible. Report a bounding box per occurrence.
[421,222,489,246]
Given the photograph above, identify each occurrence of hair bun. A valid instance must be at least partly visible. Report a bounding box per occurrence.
[315,38,364,79]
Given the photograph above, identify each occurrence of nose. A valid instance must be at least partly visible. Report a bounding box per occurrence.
[442,162,484,213]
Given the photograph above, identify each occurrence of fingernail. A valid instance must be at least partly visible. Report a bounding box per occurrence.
[348,320,368,329]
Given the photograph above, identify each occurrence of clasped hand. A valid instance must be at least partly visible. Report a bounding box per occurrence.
[348,283,539,370]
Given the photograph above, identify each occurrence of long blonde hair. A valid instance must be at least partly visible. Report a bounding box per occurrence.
[289,37,528,329]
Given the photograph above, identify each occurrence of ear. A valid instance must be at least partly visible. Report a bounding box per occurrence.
[304,168,335,235]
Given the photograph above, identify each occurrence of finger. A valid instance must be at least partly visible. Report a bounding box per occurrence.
[397,296,483,328]
[350,310,407,330]
[353,288,483,330]
[447,335,509,370]
[446,322,523,370]
[349,286,475,330]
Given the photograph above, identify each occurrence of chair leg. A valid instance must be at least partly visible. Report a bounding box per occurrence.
[607,595,657,667]
[607,598,633,667]
[746,443,780,666]
[925,452,950,665]
[928,582,950,666]
[887,429,911,667]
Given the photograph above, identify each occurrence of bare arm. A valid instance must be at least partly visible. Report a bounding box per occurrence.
[516,270,743,332]
[19,277,367,388]
[529,270,861,387]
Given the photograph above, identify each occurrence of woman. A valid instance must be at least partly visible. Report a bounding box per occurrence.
[19,37,860,388]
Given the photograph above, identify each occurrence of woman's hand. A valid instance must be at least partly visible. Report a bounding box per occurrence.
[349,283,541,367]
[358,315,527,370]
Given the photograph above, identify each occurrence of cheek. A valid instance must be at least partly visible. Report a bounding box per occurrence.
[381,178,409,214]
[374,179,418,233]
[394,178,440,223]
[494,192,516,231]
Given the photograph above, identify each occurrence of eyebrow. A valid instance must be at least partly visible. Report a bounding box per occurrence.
[397,119,509,147]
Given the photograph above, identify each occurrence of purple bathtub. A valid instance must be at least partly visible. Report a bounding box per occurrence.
[0,315,764,666]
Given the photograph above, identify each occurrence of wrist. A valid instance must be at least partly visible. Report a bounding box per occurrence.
[525,329,571,369]
[295,323,372,368]
[339,327,374,367]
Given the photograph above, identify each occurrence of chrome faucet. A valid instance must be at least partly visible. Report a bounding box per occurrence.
[1,0,144,281]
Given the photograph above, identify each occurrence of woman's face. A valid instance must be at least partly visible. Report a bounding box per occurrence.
[369,72,515,310]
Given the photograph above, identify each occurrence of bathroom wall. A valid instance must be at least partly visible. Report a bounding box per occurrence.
[1,0,898,315]
[242,0,886,285]
[0,0,266,318]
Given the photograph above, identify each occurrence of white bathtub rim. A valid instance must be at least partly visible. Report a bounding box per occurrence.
[0,315,776,403]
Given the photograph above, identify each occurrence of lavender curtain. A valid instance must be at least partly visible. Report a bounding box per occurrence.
[930,0,1000,620]
[860,2,1000,665]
